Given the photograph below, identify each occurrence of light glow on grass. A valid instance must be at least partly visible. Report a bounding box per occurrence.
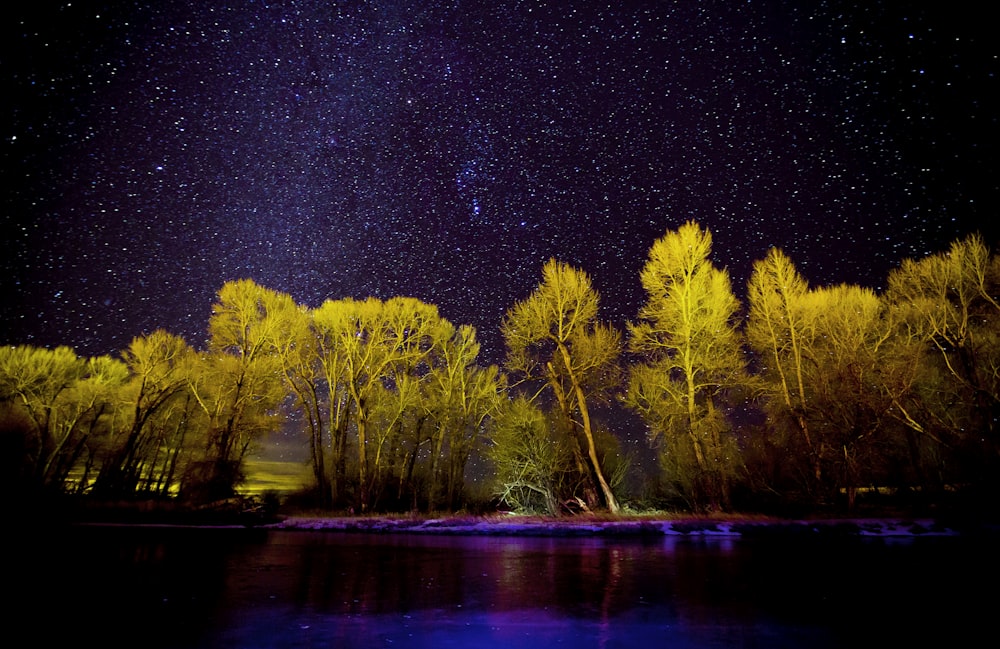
[240,457,312,496]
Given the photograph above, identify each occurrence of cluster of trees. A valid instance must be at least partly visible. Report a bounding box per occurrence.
[2,222,997,514]
[0,282,502,512]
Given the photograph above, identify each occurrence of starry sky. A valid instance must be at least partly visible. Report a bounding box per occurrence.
[4,0,998,367]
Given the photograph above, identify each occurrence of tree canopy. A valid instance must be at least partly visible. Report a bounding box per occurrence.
[2,227,997,516]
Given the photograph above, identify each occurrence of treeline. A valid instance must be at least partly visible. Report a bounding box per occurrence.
[2,222,997,515]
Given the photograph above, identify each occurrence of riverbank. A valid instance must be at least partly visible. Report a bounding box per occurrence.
[25,495,996,537]
[266,513,982,538]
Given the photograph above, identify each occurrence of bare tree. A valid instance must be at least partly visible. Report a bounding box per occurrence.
[626,222,751,511]
[502,259,622,513]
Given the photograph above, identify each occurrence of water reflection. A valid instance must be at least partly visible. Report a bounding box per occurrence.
[214,534,766,648]
[12,526,996,648]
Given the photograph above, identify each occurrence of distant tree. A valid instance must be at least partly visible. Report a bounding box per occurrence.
[626,221,751,512]
[502,259,622,513]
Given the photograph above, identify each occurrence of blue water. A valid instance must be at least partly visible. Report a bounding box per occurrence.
[11,526,995,648]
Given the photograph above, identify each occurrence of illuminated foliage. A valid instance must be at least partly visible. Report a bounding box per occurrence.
[187,280,288,501]
[5,229,999,515]
[626,221,751,511]
[885,233,1000,488]
[95,330,195,497]
[0,345,88,490]
[422,323,503,510]
[502,259,622,513]
[46,355,130,492]
[259,293,329,505]
[801,284,896,507]
[747,247,818,485]
[314,296,446,511]
[487,396,572,515]
[747,235,1000,508]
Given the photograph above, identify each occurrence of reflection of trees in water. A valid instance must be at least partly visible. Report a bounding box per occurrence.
[212,530,995,649]
[259,535,755,622]
[34,529,994,647]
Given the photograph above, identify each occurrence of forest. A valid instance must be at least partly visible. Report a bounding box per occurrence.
[2,221,998,517]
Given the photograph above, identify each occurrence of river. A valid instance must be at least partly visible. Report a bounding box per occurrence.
[11,524,995,648]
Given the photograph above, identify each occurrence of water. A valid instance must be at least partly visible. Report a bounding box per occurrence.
[11,525,995,648]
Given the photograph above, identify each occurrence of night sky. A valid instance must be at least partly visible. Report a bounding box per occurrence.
[4,1,998,367]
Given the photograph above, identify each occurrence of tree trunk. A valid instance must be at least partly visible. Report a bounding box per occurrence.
[558,345,619,513]
[357,410,369,512]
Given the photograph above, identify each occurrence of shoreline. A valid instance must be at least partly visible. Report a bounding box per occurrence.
[263,514,982,538]
[31,500,998,537]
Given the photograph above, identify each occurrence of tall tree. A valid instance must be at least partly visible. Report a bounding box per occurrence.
[95,330,194,497]
[43,355,129,492]
[885,233,1000,487]
[264,294,330,506]
[502,259,621,513]
[746,247,822,491]
[312,301,355,506]
[312,296,442,511]
[188,279,286,501]
[424,323,502,510]
[803,284,896,508]
[626,221,750,511]
[0,345,87,490]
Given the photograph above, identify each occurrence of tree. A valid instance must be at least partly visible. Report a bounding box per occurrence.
[626,221,751,511]
[95,330,194,497]
[187,280,287,502]
[43,355,130,492]
[749,250,914,508]
[502,259,622,513]
[801,284,896,508]
[0,345,87,491]
[263,293,331,506]
[746,247,822,492]
[312,296,442,511]
[312,300,355,507]
[423,323,502,510]
[885,233,1000,490]
[487,396,572,515]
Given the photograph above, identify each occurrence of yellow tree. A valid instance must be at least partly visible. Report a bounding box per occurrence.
[885,233,1000,484]
[626,221,750,511]
[424,323,502,510]
[263,293,330,505]
[0,345,87,490]
[312,296,442,511]
[367,367,423,509]
[95,330,194,496]
[502,259,621,513]
[312,300,355,506]
[803,284,895,508]
[190,280,287,501]
[43,355,129,492]
[746,247,822,489]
